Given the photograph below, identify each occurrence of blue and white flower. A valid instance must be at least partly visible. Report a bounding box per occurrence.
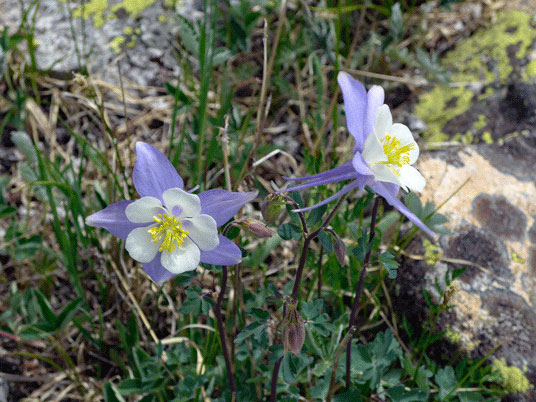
[86,142,257,283]
[282,72,433,237]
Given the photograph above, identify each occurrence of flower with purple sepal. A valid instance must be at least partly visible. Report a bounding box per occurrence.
[86,142,257,283]
[281,72,434,237]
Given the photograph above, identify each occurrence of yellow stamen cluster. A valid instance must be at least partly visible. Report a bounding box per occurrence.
[147,213,189,252]
[378,134,414,176]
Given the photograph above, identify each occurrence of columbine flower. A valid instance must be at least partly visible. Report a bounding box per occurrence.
[86,142,257,283]
[282,72,433,237]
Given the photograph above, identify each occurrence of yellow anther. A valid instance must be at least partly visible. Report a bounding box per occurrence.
[147,213,189,252]
[378,134,414,176]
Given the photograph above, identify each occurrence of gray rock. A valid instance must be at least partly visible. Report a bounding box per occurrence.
[0,0,188,86]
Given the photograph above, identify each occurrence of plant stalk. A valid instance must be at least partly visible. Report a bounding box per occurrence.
[291,194,348,299]
[345,197,380,389]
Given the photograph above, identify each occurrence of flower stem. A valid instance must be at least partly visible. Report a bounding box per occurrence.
[214,265,237,397]
[345,197,380,390]
[271,195,348,400]
[291,194,348,299]
[270,356,283,402]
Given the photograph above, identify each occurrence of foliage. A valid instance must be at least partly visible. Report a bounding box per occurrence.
[0,0,512,401]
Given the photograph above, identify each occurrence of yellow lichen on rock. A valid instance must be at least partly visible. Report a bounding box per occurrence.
[415,10,536,142]
[109,36,125,54]
[73,0,108,28]
[111,0,157,17]
[492,358,532,394]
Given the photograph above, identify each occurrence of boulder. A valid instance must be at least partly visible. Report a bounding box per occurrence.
[396,9,536,400]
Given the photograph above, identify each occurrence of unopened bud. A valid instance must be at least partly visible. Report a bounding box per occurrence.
[334,238,347,266]
[282,299,305,355]
[237,218,273,238]
[261,194,285,224]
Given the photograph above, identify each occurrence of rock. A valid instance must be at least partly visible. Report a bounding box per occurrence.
[0,0,194,86]
[397,9,536,399]
[414,10,536,144]
[408,143,536,399]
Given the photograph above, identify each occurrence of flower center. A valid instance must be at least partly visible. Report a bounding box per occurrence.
[147,213,189,252]
[378,133,414,175]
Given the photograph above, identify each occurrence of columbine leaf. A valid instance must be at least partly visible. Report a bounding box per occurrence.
[387,385,428,402]
[379,251,399,279]
[306,204,327,227]
[435,366,457,401]
[317,230,333,253]
[351,229,371,261]
[301,299,324,321]
[179,286,213,315]
[234,321,267,345]
[278,223,302,240]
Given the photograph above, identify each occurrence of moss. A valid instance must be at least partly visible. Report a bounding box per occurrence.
[73,0,108,28]
[109,36,125,54]
[482,131,493,144]
[158,14,168,23]
[415,11,536,142]
[123,26,133,35]
[492,358,532,394]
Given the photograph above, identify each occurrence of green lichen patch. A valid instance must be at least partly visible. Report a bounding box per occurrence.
[415,10,536,143]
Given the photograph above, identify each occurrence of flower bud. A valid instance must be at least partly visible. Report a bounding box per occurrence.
[237,218,273,238]
[282,299,305,355]
[261,194,286,224]
[334,238,347,266]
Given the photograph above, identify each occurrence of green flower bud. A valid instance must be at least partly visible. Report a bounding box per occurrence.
[237,218,273,238]
[334,238,347,266]
[282,299,305,355]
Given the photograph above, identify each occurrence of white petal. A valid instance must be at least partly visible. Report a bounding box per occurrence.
[370,164,404,190]
[126,225,160,263]
[125,197,162,223]
[374,104,392,140]
[160,237,200,274]
[183,214,219,251]
[163,188,201,218]
[390,123,419,164]
[362,129,387,166]
[398,165,426,192]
